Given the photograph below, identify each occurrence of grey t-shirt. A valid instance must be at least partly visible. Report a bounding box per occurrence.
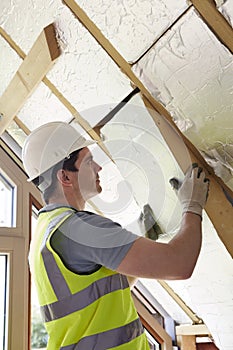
[40,204,138,274]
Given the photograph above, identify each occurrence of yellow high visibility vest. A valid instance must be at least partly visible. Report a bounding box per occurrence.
[30,207,150,349]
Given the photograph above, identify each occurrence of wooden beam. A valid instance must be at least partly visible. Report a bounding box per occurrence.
[177,335,196,350]
[176,324,210,336]
[0,26,113,162]
[0,23,60,136]
[0,26,25,59]
[63,0,233,257]
[93,87,140,136]
[157,280,203,324]
[14,116,30,135]
[190,0,233,54]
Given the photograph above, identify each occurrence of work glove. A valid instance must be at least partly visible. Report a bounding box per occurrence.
[169,163,210,218]
[138,204,164,241]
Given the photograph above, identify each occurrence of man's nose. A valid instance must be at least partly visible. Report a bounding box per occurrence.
[94,161,102,172]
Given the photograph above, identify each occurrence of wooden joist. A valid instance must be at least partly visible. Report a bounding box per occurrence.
[157,280,203,325]
[176,324,210,336]
[0,23,60,135]
[63,0,233,257]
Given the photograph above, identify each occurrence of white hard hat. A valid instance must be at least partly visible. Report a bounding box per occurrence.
[22,121,95,184]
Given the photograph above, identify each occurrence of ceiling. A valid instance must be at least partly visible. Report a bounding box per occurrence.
[0,0,233,349]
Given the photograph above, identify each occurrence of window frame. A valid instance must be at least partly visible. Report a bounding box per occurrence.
[0,145,42,350]
[132,285,174,350]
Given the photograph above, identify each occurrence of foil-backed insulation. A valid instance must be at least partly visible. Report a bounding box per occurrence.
[133,7,233,190]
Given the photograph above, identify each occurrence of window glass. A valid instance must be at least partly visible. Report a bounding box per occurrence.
[0,171,16,227]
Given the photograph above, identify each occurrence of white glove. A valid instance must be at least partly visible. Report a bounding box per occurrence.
[170,164,209,218]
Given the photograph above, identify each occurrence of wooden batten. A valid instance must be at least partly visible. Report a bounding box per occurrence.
[157,280,203,324]
[0,23,60,135]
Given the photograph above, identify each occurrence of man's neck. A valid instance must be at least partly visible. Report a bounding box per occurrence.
[48,195,85,211]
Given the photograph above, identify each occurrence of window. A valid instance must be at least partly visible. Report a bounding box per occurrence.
[0,146,44,349]
[0,171,16,227]
[0,254,8,350]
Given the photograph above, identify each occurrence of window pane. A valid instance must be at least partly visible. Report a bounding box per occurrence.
[0,171,16,227]
[30,205,48,350]
[0,254,8,350]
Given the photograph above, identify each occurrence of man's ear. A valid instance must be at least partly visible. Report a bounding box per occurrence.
[56,169,72,187]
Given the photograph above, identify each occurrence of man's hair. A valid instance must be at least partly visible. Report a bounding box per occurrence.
[33,149,82,204]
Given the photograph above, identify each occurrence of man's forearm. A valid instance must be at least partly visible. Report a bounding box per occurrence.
[169,212,202,278]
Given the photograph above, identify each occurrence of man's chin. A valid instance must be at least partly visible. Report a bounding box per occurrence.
[96,185,102,194]
[85,186,102,200]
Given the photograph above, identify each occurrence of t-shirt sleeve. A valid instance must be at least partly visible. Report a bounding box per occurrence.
[51,211,139,272]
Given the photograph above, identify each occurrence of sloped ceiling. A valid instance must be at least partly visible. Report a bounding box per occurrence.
[0,1,233,349]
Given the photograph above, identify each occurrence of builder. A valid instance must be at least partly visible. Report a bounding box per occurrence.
[22,121,209,349]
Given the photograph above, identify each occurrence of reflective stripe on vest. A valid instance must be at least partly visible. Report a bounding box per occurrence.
[41,210,73,300]
[60,318,144,350]
[41,273,129,322]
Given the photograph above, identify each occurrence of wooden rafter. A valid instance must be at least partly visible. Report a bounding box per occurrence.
[63,0,233,257]
[0,26,113,162]
[0,23,60,135]
[157,280,203,324]
[14,116,30,135]
[190,0,233,54]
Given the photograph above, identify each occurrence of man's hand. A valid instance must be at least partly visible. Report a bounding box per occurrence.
[170,163,210,218]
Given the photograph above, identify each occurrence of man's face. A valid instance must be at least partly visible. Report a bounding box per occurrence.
[74,147,102,200]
